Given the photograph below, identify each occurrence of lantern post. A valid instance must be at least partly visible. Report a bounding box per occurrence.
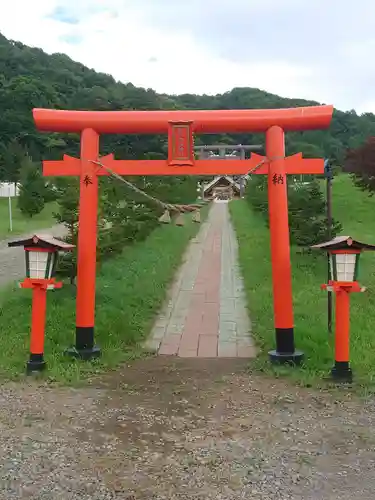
[8,234,75,374]
[312,236,375,382]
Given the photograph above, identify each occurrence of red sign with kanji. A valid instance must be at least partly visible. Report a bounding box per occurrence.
[168,121,194,166]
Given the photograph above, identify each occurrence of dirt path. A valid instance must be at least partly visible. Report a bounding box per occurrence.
[0,225,67,287]
[0,357,375,499]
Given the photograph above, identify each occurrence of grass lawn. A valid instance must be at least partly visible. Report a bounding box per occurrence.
[0,210,206,384]
[0,198,57,238]
[230,175,375,390]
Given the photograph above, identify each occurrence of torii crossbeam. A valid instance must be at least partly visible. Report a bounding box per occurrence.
[43,151,323,177]
[33,105,333,364]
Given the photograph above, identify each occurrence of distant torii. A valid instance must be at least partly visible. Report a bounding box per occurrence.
[194,143,264,160]
[194,144,263,198]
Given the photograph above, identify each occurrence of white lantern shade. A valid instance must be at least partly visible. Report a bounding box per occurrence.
[26,250,57,279]
[330,252,359,282]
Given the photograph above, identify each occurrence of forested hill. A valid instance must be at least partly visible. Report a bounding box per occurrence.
[1,30,375,173]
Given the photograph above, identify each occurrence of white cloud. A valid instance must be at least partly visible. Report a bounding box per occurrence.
[0,0,373,113]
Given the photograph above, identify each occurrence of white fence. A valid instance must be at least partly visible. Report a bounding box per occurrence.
[0,183,19,197]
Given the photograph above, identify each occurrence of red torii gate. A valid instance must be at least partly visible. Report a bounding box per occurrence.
[33,105,333,364]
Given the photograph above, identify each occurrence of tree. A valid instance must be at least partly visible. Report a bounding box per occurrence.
[52,178,79,284]
[0,138,26,184]
[245,175,268,214]
[287,180,342,247]
[246,176,342,248]
[17,156,46,217]
[343,137,375,194]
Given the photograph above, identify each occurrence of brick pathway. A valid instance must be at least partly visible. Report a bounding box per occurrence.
[145,202,256,358]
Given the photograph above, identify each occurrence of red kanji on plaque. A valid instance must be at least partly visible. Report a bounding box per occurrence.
[168,121,194,166]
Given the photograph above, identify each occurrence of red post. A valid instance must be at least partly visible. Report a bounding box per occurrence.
[266,126,303,364]
[335,290,350,363]
[27,284,48,373]
[331,287,352,382]
[20,278,63,374]
[30,285,47,354]
[319,279,365,383]
[68,128,101,359]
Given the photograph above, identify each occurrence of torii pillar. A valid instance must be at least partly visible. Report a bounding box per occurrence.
[33,105,333,363]
[266,126,296,362]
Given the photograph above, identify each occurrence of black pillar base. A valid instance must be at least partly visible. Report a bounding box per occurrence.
[65,345,101,360]
[268,327,304,366]
[330,361,353,384]
[268,349,304,366]
[65,326,101,360]
[26,353,46,375]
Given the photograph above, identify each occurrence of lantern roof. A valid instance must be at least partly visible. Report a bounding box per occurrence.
[8,234,75,251]
[311,235,375,251]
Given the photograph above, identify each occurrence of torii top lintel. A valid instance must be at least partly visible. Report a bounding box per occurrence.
[33,105,333,135]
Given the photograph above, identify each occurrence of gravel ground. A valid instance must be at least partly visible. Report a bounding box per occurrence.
[0,357,375,499]
[0,225,67,287]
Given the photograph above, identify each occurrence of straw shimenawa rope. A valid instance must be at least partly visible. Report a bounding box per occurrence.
[90,159,206,225]
[90,156,271,225]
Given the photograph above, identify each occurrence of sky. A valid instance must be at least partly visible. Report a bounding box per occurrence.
[0,0,374,114]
